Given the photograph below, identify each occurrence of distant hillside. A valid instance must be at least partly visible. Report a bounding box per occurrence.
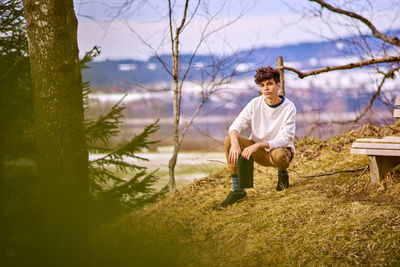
[82,29,400,88]
[83,30,400,140]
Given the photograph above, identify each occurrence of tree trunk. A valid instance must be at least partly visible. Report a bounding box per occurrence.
[168,147,177,192]
[0,128,4,262]
[276,56,285,96]
[168,29,181,193]
[22,0,89,265]
[168,67,179,193]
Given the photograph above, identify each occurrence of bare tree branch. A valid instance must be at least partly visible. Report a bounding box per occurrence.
[309,0,400,47]
[178,92,209,146]
[178,69,234,146]
[121,15,173,76]
[192,124,225,145]
[303,66,400,136]
[354,66,400,121]
[282,56,400,78]
[177,1,247,102]
[164,1,252,192]
[176,0,191,35]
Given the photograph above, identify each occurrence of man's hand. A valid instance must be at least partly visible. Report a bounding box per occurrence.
[241,143,260,160]
[229,143,241,165]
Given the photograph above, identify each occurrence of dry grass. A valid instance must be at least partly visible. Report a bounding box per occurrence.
[92,121,400,267]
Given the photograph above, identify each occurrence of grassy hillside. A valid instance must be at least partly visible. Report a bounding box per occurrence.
[92,122,400,267]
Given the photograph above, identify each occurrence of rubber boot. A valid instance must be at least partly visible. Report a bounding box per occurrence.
[276,169,289,191]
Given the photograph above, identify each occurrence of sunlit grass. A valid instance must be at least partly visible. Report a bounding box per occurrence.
[93,122,400,266]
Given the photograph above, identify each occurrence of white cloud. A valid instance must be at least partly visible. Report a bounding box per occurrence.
[336,42,344,50]
[319,56,361,66]
[147,63,157,70]
[235,63,252,72]
[118,64,137,71]
[308,58,318,66]
[77,7,400,61]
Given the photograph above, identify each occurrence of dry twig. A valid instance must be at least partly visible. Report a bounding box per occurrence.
[344,165,369,191]
[291,166,367,178]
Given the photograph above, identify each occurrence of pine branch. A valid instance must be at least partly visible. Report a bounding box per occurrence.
[86,146,111,154]
[89,166,127,186]
[101,169,163,203]
[81,48,164,218]
[82,81,91,109]
[94,158,147,172]
[90,119,160,163]
[80,46,100,69]
[85,95,127,145]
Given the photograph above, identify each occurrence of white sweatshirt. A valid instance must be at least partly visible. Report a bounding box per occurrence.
[229,95,296,152]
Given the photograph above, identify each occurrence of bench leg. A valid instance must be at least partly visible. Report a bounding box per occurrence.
[368,156,400,185]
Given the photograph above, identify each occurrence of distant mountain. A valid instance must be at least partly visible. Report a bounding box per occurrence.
[82,29,400,89]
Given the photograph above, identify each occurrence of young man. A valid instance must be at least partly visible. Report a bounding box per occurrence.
[221,66,296,207]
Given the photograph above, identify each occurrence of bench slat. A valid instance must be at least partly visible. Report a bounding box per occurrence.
[354,137,400,143]
[351,148,400,157]
[352,142,400,149]
[383,136,400,141]
[394,109,400,118]
[350,97,400,185]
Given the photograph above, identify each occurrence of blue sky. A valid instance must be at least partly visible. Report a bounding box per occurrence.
[73,0,399,61]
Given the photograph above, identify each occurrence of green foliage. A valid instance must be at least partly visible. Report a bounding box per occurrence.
[88,119,165,211]
[85,97,125,145]
[0,0,33,160]
[0,2,36,265]
[80,45,100,70]
[81,48,166,223]
[0,0,27,55]
[0,2,164,264]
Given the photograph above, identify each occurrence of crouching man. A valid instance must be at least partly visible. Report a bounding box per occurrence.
[221,66,296,207]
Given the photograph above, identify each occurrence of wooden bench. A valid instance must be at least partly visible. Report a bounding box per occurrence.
[351,96,400,185]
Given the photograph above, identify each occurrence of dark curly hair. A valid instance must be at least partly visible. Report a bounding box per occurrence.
[254,66,280,84]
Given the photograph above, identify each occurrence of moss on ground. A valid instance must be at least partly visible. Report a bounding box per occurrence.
[92,121,400,266]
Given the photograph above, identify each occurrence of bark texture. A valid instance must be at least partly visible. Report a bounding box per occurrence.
[167,0,189,193]
[22,0,89,265]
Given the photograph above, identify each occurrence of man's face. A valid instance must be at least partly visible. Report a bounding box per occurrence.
[259,78,280,101]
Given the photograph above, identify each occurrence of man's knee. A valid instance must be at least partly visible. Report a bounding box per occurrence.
[270,148,291,169]
[224,135,231,148]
